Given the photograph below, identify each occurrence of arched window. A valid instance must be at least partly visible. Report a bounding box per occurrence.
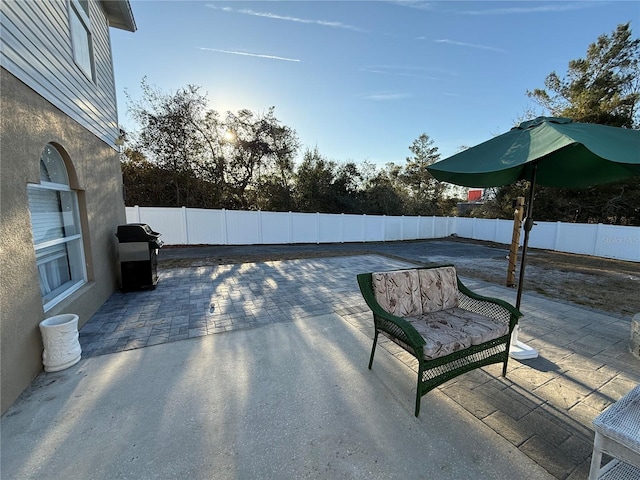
[27,144,86,311]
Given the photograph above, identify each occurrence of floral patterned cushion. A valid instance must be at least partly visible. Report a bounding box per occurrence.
[372,270,422,317]
[418,267,459,313]
[405,308,508,360]
[372,267,507,360]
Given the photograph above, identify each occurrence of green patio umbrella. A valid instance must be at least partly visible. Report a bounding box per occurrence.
[427,116,640,359]
[428,117,640,188]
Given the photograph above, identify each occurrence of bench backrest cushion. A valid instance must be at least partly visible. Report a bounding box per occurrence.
[371,266,459,317]
[372,269,422,317]
[418,266,459,313]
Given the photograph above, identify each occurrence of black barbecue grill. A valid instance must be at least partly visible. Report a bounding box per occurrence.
[116,223,164,291]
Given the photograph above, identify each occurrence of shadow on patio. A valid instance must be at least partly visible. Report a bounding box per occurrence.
[2,253,638,479]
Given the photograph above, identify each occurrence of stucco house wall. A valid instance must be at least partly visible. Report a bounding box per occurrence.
[0,0,135,414]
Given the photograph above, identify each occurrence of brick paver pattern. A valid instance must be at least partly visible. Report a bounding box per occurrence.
[80,254,639,480]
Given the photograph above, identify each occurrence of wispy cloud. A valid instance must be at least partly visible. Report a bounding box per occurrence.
[396,1,598,16]
[205,4,366,32]
[198,47,300,63]
[359,67,435,79]
[434,39,507,53]
[458,2,597,15]
[362,92,411,101]
[359,65,445,80]
[391,1,436,11]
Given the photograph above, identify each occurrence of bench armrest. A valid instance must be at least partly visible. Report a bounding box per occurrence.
[457,278,522,330]
[357,273,426,355]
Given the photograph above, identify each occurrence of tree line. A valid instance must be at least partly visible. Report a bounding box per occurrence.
[121,23,639,225]
[121,80,455,216]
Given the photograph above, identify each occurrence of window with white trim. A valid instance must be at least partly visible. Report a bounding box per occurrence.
[69,0,95,81]
[28,145,87,311]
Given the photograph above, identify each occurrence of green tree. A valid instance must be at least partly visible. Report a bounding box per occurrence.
[120,148,216,208]
[222,107,299,209]
[519,23,640,225]
[527,23,640,128]
[360,163,408,216]
[294,148,340,213]
[533,183,640,225]
[126,79,212,206]
[401,133,443,215]
[125,79,299,209]
[332,162,363,213]
[293,148,366,213]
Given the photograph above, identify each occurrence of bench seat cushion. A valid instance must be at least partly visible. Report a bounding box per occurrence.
[388,308,510,360]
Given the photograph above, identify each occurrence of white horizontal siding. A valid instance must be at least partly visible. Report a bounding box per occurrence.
[0,0,120,148]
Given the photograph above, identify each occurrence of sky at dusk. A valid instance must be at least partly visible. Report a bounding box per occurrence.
[111,1,640,166]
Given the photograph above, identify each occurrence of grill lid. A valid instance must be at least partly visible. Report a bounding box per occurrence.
[116,223,162,243]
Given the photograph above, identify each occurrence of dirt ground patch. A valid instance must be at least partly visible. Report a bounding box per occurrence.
[450,240,640,318]
[159,238,639,319]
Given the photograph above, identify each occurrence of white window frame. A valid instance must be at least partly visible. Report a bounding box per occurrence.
[68,0,95,81]
[28,148,87,312]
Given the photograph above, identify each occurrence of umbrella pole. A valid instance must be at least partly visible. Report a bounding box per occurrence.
[510,164,539,360]
[516,165,537,309]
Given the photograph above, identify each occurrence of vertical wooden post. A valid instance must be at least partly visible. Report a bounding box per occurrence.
[507,197,525,287]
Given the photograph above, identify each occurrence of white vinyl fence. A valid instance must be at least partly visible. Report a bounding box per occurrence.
[126,206,640,262]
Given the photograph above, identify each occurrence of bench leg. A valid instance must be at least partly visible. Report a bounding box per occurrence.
[368,331,379,369]
[502,358,508,377]
[415,365,423,417]
[588,433,604,480]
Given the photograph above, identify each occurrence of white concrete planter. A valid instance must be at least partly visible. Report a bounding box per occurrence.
[39,314,82,372]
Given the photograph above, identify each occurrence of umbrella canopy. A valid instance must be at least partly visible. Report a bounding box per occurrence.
[427,116,640,360]
[427,117,640,188]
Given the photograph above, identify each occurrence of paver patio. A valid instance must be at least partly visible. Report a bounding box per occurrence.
[75,253,640,479]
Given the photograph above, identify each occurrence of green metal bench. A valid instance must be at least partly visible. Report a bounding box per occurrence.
[357,265,522,417]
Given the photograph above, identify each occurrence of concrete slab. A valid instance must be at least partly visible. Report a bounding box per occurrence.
[1,313,552,480]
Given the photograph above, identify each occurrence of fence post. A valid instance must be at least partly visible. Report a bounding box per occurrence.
[594,223,603,257]
[507,197,525,287]
[340,213,345,243]
[288,212,293,244]
[133,205,141,223]
[222,209,228,245]
[554,221,562,252]
[362,214,367,242]
[258,210,263,244]
[181,206,189,245]
[383,215,386,242]
[316,212,320,244]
